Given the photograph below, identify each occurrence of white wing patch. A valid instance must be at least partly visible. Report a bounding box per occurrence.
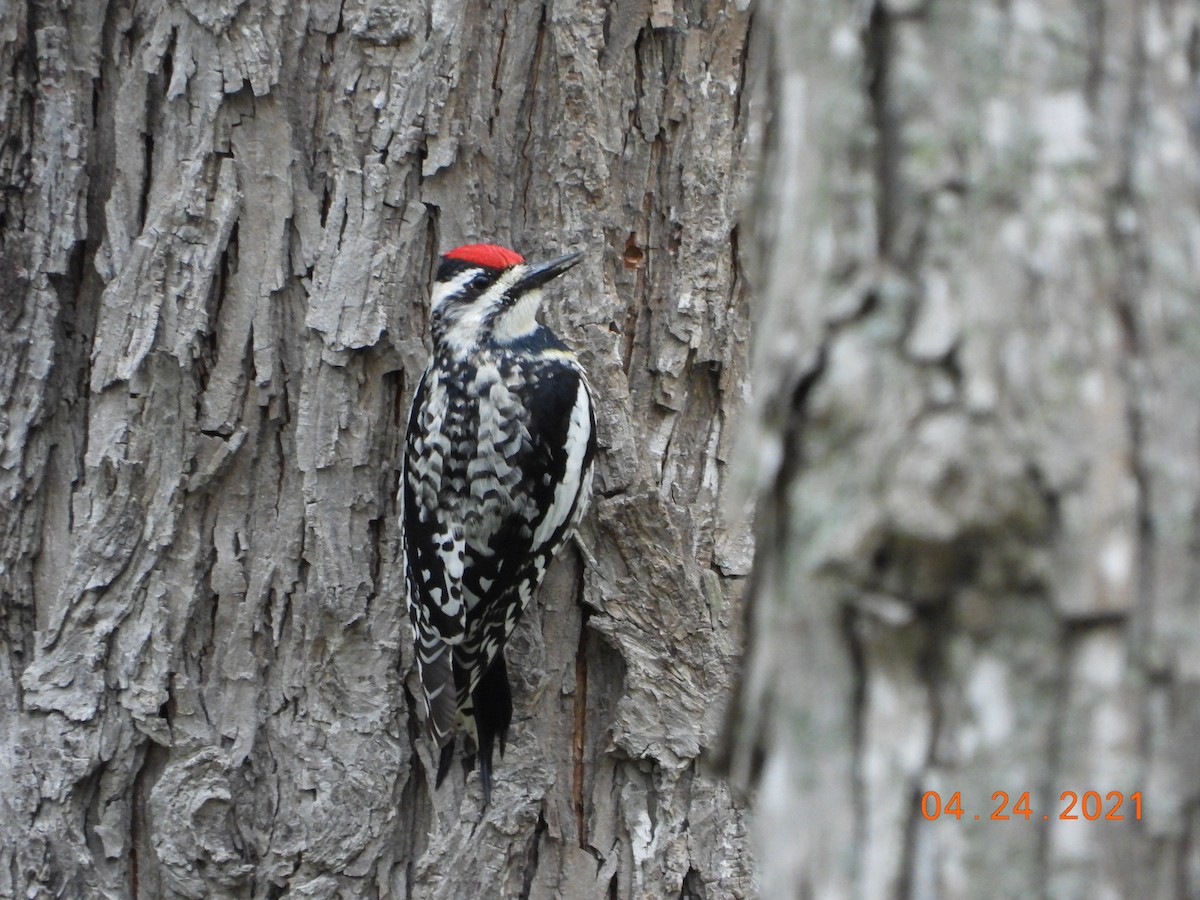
[533,376,593,548]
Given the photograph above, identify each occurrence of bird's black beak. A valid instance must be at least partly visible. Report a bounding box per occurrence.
[515,251,583,292]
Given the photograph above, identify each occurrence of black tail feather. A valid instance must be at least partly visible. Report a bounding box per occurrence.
[429,656,513,804]
[435,738,456,789]
[474,654,513,804]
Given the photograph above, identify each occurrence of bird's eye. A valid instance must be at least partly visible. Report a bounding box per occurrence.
[471,273,491,290]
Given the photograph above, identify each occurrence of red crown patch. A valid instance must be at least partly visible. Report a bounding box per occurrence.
[443,243,525,269]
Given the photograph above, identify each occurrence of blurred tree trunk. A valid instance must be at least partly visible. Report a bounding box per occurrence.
[734,0,1200,897]
[0,1,754,897]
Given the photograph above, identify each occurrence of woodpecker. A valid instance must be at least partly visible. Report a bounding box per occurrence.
[401,243,597,802]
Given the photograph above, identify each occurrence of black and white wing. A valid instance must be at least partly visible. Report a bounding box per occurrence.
[401,368,465,751]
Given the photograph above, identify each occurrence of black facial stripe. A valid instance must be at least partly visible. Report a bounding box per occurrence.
[436,258,480,281]
[437,258,507,288]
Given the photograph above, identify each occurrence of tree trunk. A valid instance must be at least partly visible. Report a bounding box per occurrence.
[0,1,754,897]
[734,0,1200,896]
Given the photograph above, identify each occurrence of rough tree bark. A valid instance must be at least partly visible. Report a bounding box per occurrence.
[734,0,1200,897]
[0,0,754,897]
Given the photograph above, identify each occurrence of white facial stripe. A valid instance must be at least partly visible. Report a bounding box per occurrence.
[431,268,478,312]
[492,289,542,344]
[493,266,525,295]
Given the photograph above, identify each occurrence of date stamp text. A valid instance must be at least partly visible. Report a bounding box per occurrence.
[920,791,1143,822]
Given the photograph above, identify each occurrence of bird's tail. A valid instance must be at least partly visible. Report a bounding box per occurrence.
[415,637,458,768]
[472,654,513,804]
[443,653,513,804]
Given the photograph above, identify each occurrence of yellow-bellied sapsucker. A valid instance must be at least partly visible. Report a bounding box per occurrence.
[401,243,596,802]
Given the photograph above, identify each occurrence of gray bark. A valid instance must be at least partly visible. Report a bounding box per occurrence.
[735,0,1200,897]
[0,1,754,897]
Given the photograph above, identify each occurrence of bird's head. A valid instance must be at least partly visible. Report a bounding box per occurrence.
[429,243,582,354]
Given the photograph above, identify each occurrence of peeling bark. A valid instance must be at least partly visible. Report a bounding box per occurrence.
[0,1,754,897]
[735,1,1200,896]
